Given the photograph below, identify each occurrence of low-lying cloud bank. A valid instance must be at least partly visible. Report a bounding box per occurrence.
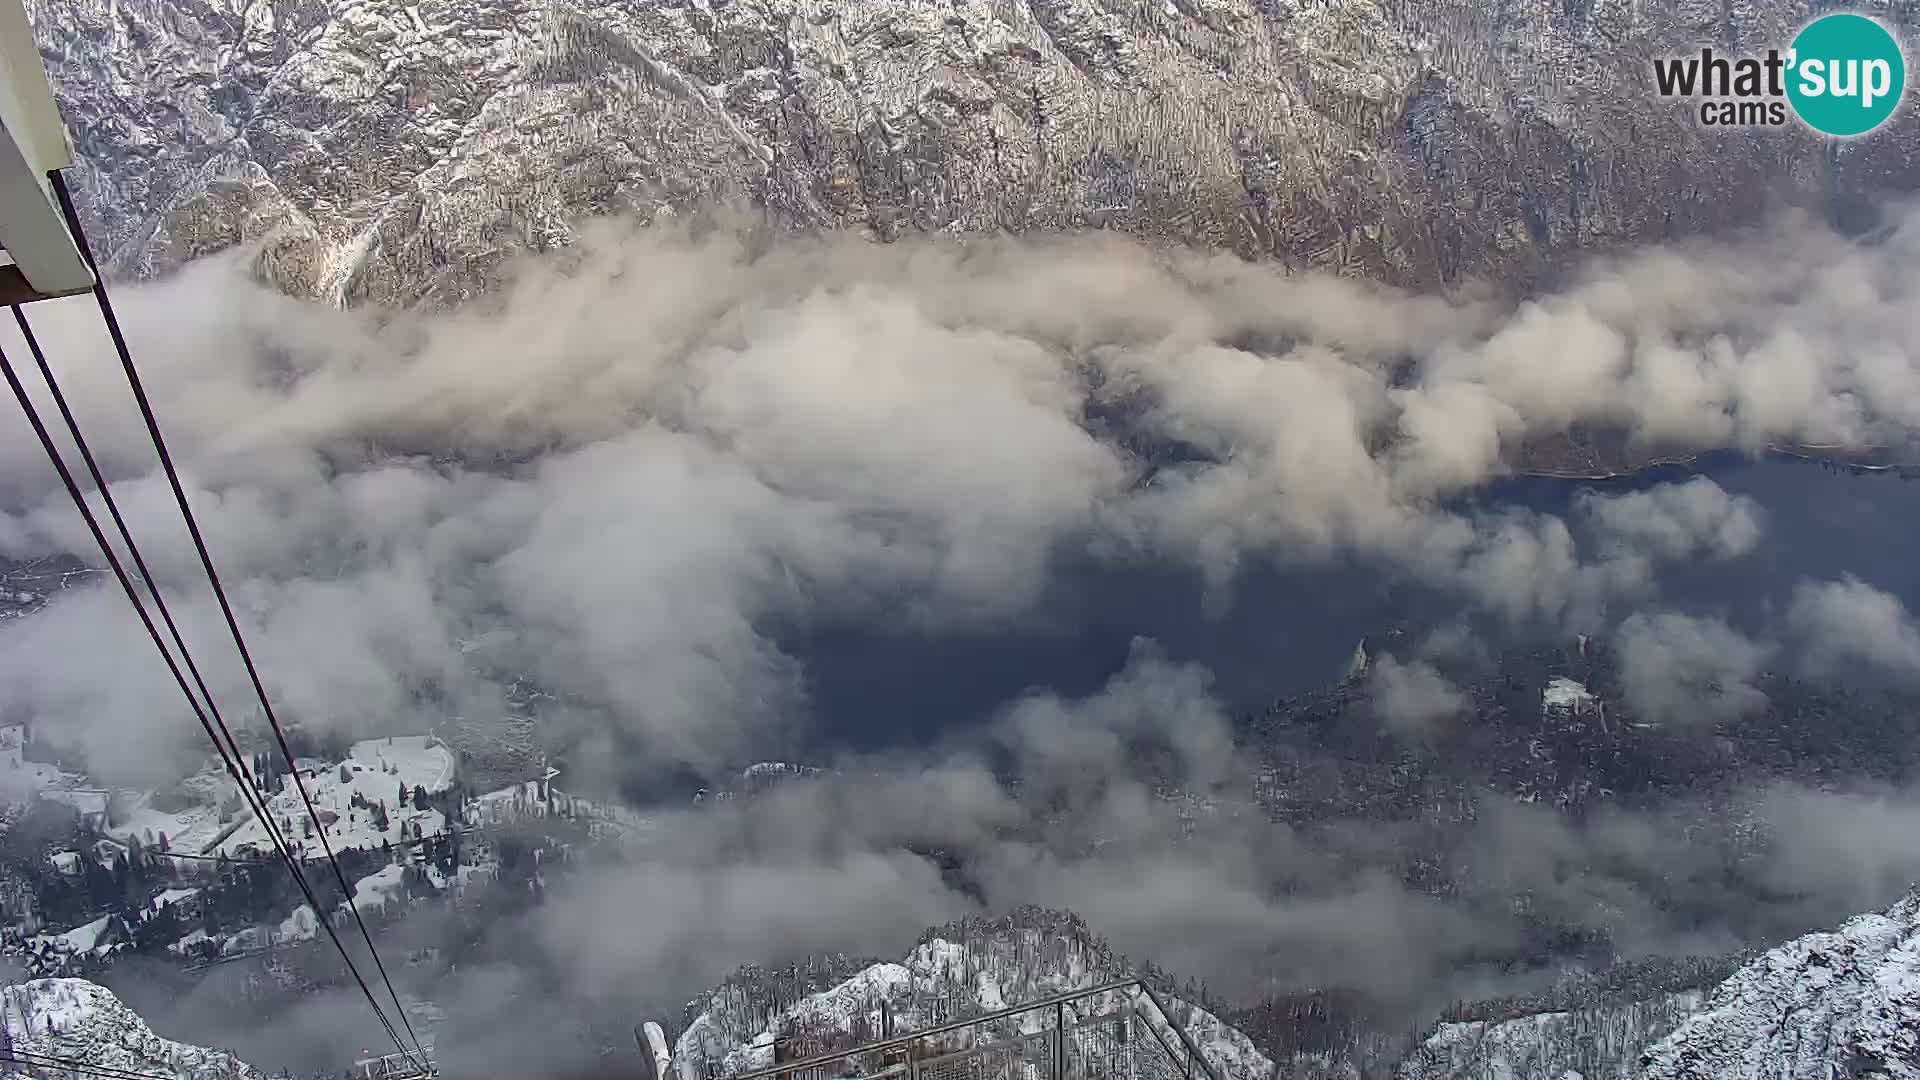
[98,623,1920,1080]
[2,206,1917,788]
[350,643,1920,1080]
[5,203,1918,1075]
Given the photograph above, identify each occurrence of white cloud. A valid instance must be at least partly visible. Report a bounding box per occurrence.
[1787,575,1920,679]
[4,205,1920,784]
[1616,611,1773,727]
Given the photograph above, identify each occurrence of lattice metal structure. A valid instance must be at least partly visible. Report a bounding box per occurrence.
[670,978,1222,1080]
[1066,1010,1190,1080]
[914,1027,1053,1080]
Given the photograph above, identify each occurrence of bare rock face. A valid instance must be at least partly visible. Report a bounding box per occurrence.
[27,0,1920,308]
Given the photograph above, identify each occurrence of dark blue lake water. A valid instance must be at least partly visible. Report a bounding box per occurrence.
[786,454,1920,755]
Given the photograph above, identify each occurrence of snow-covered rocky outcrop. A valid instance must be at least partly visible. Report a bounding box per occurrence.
[693,762,829,805]
[1634,890,1920,1080]
[1393,889,1920,1079]
[25,0,1920,307]
[0,978,262,1080]
[668,894,1920,1080]
[674,907,1272,1080]
[1396,990,1705,1080]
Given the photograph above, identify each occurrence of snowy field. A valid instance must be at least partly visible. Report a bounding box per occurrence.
[223,736,454,859]
[109,790,226,856]
[108,736,456,859]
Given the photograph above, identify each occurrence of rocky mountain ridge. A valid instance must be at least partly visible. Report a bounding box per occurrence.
[669,894,1920,1079]
[671,906,1276,1080]
[26,0,1920,309]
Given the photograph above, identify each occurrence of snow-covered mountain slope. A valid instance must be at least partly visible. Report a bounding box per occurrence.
[1396,990,1705,1080]
[674,907,1273,1080]
[1634,890,1920,1080]
[0,978,262,1080]
[26,0,1920,307]
[1388,890,1920,1079]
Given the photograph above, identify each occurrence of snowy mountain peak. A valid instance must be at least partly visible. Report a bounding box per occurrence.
[674,907,1273,1080]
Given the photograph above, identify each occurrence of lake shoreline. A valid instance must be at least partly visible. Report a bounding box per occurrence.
[1514,443,1920,482]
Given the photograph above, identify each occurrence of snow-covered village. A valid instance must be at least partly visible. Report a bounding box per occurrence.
[1,724,623,986]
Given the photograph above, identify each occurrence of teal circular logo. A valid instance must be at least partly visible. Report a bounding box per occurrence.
[1787,13,1906,137]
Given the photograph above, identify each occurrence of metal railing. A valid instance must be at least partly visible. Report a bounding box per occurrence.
[354,1050,436,1080]
[675,977,1224,1080]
